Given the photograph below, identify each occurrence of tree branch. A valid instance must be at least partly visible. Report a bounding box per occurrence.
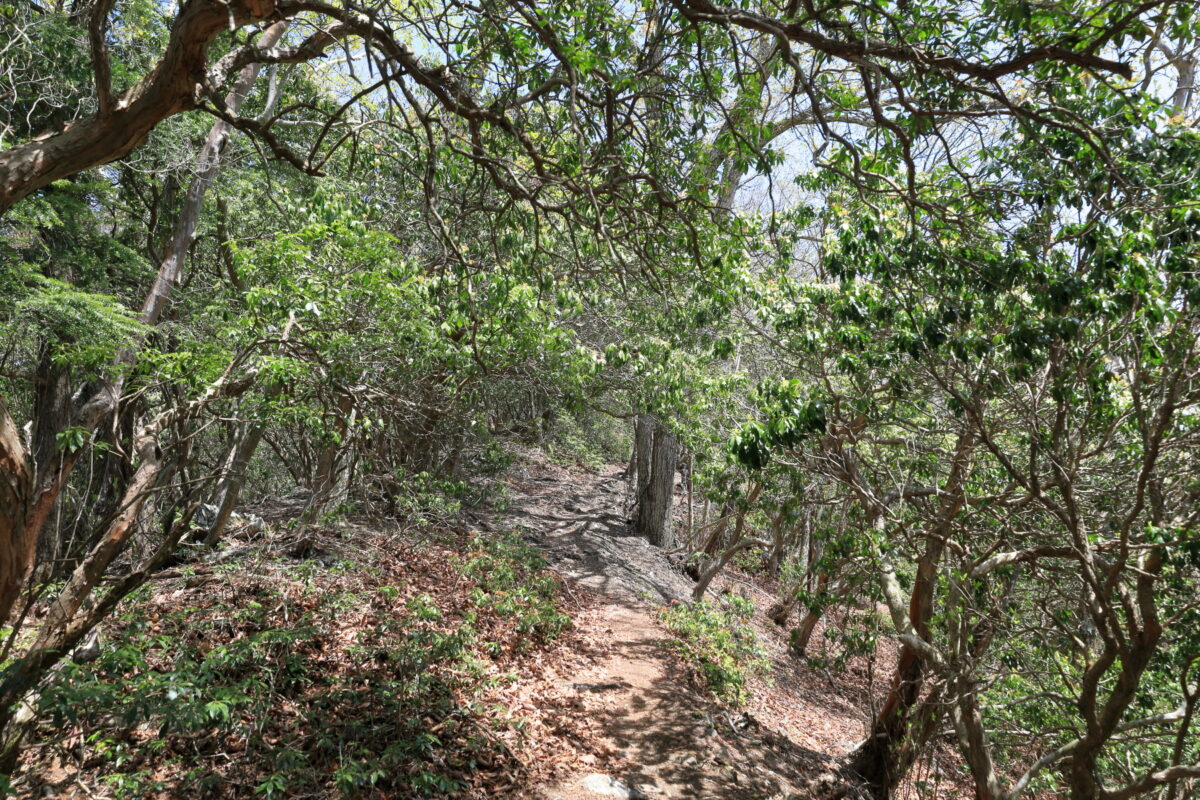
[88,0,117,116]
[671,0,1136,81]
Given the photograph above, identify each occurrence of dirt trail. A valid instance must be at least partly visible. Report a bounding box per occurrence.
[489,451,841,800]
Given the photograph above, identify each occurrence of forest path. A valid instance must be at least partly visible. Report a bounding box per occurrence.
[487,449,831,800]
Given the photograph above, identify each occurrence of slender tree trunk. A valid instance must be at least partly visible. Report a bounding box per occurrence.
[691,534,767,601]
[789,607,822,654]
[29,350,72,568]
[951,681,1002,800]
[845,536,945,799]
[142,19,288,329]
[766,507,788,576]
[202,421,266,545]
[0,367,256,773]
[306,393,355,521]
[691,492,760,601]
[684,452,693,536]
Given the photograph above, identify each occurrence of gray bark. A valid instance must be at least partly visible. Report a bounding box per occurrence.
[632,417,678,548]
[203,421,266,546]
[634,414,653,504]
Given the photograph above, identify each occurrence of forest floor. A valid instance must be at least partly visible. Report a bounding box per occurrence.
[17,447,970,799]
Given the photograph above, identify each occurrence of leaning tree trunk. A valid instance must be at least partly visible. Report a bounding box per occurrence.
[845,525,949,797]
[0,0,280,215]
[0,366,256,774]
[0,19,285,608]
[203,421,266,545]
[785,571,855,656]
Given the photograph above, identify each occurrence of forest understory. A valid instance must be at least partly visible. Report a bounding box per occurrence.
[17,446,946,800]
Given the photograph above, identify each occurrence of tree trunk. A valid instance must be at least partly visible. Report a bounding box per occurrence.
[0,20,285,604]
[633,413,653,508]
[202,421,266,546]
[142,19,288,328]
[766,506,788,576]
[692,535,768,601]
[845,537,945,799]
[634,419,678,548]
[783,571,832,647]
[0,367,255,772]
[33,428,164,643]
[0,399,34,625]
[305,393,355,521]
[29,350,72,568]
[789,608,821,654]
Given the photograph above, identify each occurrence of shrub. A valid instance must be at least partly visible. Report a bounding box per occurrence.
[30,531,572,798]
[658,598,769,706]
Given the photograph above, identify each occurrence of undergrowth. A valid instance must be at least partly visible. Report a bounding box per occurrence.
[26,530,570,799]
[543,411,628,471]
[658,595,770,706]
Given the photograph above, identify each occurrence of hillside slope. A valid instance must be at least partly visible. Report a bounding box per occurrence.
[19,449,953,799]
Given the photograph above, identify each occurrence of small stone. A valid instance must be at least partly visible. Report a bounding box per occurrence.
[581,774,644,799]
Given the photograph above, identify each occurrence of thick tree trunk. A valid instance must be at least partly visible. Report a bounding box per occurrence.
[0,0,280,215]
[633,414,653,506]
[634,419,678,548]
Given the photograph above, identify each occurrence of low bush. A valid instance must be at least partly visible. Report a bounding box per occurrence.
[658,597,769,706]
[27,529,572,798]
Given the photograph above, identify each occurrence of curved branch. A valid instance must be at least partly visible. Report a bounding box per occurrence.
[0,0,281,214]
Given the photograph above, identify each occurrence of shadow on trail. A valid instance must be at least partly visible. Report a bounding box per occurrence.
[506,467,695,607]
[497,452,844,799]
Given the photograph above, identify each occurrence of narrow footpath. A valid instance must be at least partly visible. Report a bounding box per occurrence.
[489,450,853,800]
